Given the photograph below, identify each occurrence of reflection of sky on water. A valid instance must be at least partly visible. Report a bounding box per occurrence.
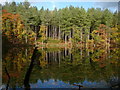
[79,80,109,88]
[30,79,77,88]
[3,77,119,89]
[30,79,110,88]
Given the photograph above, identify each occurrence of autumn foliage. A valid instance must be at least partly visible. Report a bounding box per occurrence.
[2,9,35,45]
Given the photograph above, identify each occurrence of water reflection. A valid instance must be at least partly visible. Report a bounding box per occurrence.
[30,79,77,88]
[2,47,120,89]
[24,47,42,89]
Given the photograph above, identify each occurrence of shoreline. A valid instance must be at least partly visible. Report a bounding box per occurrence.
[36,42,119,49]
[3,42,119,49]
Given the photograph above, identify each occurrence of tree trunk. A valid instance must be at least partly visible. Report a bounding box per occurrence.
[50,25,52,37]
[65,47,67,56]
[55,26,57,39]
[45,52,47,61]
[46,26,48,38]
[48,25,49,38]
[26,35,28,44]
[65,34,67,44]
[59,25,61,40]
[24,47,41,89]
[53,26,55,39]
[49,25,50,38]
[25,49,28,57]
[81,49,82,59]
[88,32,90,41]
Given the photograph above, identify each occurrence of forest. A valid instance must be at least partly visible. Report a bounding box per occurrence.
[1,1,120,89]
[1,1,120,47]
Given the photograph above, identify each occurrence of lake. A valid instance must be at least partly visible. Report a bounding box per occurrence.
[2,46,120,89]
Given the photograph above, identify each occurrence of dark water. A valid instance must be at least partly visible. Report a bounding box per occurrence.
[2,46,120,89]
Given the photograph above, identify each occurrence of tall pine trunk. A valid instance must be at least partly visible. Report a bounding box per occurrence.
[46,25,48,38]
[65,34,67,44]
[48,25,50,38]
[54,26,57,39]
[59,25,61,40]
[25,35,28,44]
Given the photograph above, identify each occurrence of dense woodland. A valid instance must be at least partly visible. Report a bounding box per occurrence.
[1,1,120,47]
[2,1,120,89]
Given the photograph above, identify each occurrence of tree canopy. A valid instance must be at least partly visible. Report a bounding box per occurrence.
[2,1,120,47]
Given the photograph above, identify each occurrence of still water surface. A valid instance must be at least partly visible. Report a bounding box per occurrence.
[2,47,120,89]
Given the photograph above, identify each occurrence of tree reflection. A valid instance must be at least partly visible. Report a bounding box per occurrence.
[24,47,42,89]
[4,67,10,90]
[2,47,120,88]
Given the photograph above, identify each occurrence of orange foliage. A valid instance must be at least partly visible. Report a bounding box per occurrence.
[2,9,7,13]
[2,9,24,44]
[97,24,110,40]
[2,10,20,22]
[98,24,107,33]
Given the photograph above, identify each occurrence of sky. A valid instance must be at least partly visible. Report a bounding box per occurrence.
[0,0,119,12]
